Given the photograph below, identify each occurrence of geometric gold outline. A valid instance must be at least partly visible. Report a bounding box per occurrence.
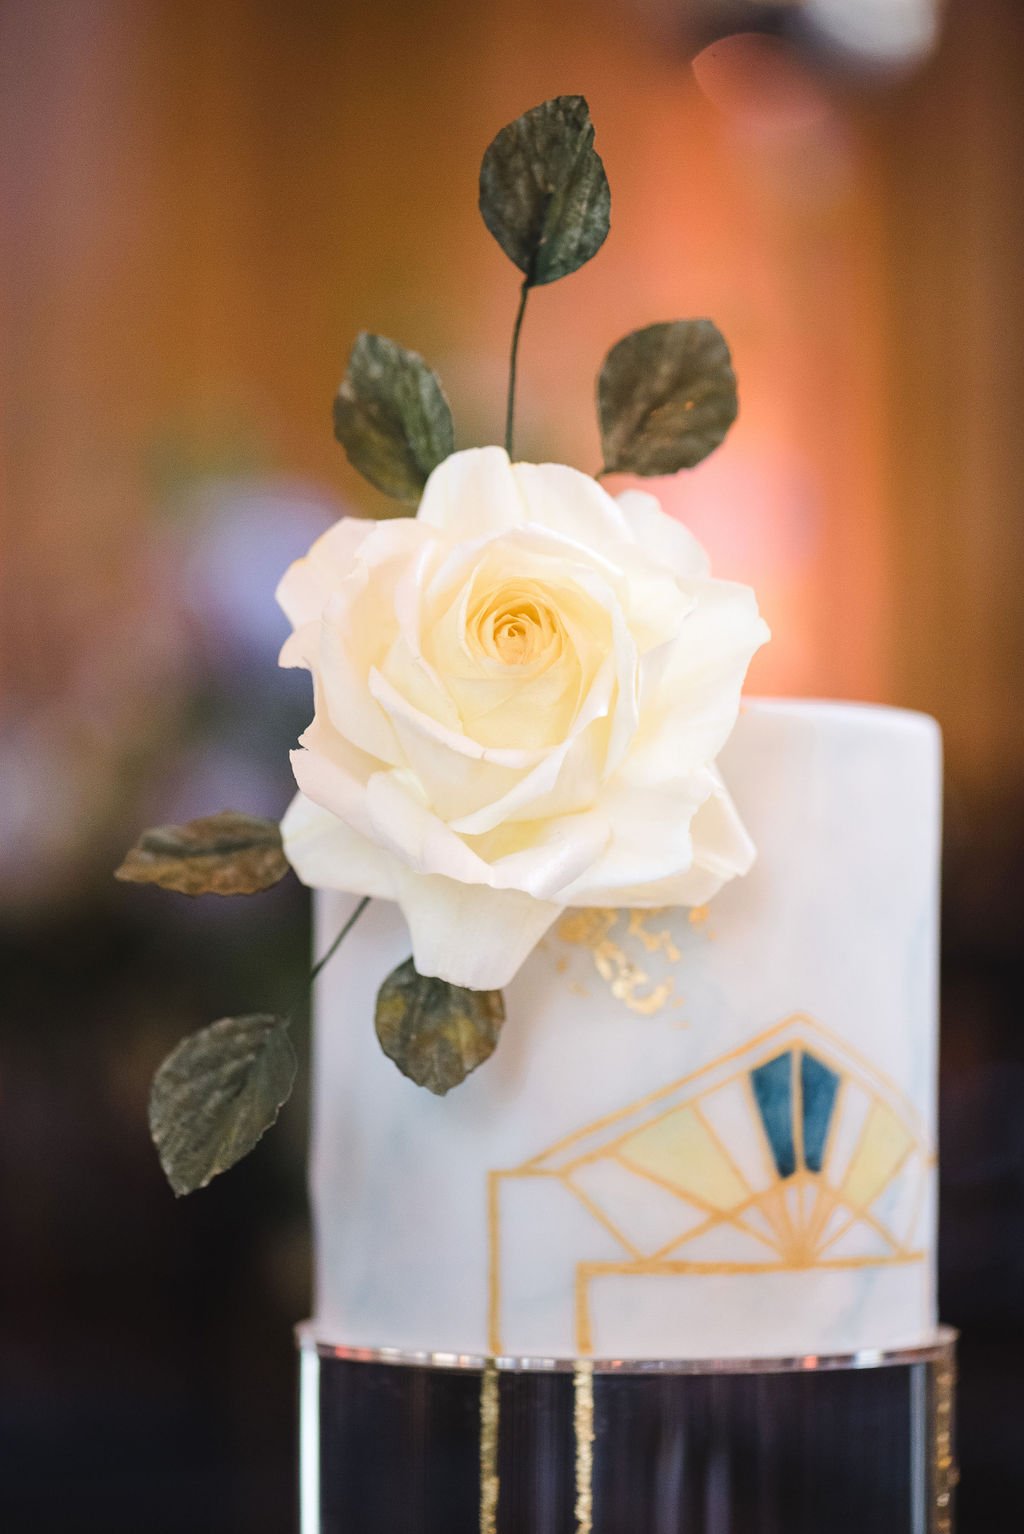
[487,1013,934,1356]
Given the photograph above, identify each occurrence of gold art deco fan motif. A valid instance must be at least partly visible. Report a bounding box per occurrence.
[488,1015,932,1355]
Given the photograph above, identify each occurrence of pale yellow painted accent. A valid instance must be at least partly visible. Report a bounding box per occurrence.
[619,1106,750,1210]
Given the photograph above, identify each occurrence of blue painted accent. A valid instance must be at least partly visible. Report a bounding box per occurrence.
[801,1051,840,1173]
[751,1052,796,1179]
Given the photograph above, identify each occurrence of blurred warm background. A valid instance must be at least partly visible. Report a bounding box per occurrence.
[2,1,1022,1529]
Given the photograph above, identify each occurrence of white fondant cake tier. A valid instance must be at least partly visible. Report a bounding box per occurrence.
[309,699,941,1360]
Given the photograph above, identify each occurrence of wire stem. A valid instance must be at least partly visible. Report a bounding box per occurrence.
[306,895,371,994]
[505,280,530,458]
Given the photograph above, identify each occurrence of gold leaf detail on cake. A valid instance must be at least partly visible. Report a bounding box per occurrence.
[479,1359,501,1534]
[555,908,686,1015]
[573,1361,595,1534]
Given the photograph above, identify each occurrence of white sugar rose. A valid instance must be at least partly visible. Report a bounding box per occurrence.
[278,447,768,989]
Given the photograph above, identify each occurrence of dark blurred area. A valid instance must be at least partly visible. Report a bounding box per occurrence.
[1,0,1022,1529]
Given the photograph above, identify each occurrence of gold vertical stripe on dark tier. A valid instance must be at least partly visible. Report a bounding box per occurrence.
[479,1359,500,1534]
[933,1356,957,1533]
[574,1361,595,1534]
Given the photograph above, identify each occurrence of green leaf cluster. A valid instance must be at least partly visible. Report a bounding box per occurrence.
[333,95,736,500]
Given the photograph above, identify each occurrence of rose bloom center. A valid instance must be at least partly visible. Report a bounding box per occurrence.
[471,584,561,669]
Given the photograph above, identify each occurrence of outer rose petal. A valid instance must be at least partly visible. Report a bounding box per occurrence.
[570,771,755,908]
[419,447,638,550]
[275,517,374,629]
[417,446,525,538]
[281,792,562,989]
[688,768,756,881]
[556,774,711,903]
[614,489,712,578]
[623,583,769,783]
[511,460,633,546]
[392,870,562,989]
[281,791,395,897]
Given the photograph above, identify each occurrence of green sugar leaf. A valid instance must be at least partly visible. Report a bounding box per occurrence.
[332,333,455,504]
[479,95,610,287]
[115,811,288,896]
[375,959,505,1095]
[149,1014,296,1196]
[598,320,738,476]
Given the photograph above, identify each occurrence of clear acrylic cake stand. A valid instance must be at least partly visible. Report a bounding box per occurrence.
[297,1324,957,1533]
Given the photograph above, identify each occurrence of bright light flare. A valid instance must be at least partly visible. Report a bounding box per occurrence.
[805,0,941,67]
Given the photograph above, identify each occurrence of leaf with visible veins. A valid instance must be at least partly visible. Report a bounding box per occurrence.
[598,320,738,476]
[149,1014,296,1196]
[375,959,505,1095]
[115,811,289,896]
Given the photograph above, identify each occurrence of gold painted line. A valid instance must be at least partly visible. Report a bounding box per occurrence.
[815,1076,847,1187]
[517,1014,930,1179]
[808,1183,844,1255]
[574,1361,595,1534]
[522,1017,805,1167]
[905,1160,929,1249]
[611,1152,730,1219]
[479,1360,500,1534]
[839,1117,916,1212]
[612,1154,783,1255]
[733,1210,787,1255]
[738,1071,799,1247]
[762,1179,798,1251]
[563,1176,644,1260]
[816,1174,917,1260]
[793,1048,806,1175]
[751,1186,795,1251]
[780,1013,930,1141]
[833,1100,877,1208]
[575,1264,594,1356]
[642,1187,784,1263]
[691,1101,757,1201]
[576,1252,925,1279]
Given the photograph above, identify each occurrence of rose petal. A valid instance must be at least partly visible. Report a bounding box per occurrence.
[417,446,526,538]
[479,809,611,900]
[290,716,379,842]
[622,584,769,783]
[447,678,611,835]
[364,769,497,886]
[512,460,634,545]
[394,870,562,989]
[319,599,404,766]
[615,489,712,578]
[556,773,712,903]
[568,770,755,907]
[275,517,374,628]
[280,791,395,896]
[688,766,756,881]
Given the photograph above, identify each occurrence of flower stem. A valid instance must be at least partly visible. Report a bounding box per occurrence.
[308,895,371,990]
[505,279,530,458]
[289,894,371,1022]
